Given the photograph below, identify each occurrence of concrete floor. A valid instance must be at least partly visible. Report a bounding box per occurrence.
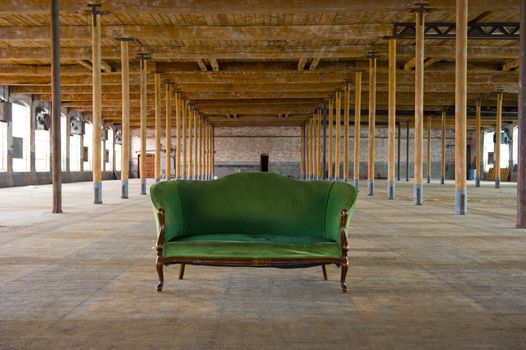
[0,178,525,349]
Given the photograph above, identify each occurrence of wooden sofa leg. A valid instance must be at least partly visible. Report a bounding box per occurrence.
[322,265,328,281]
[156,259,164,292]
[340,257,349,293]
[178,264,186,280]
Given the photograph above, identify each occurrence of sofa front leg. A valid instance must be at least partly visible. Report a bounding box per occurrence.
[340,257,349,293]
[178,264,186,280]
[156,257,164,292]
[321,265,328,281]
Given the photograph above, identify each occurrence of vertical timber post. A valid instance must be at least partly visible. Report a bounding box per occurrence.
[154,73,161,183]
[139,53,148,195]
[367,54,376,196]
[441,111,446,184]
[300,125,305,179]
[50,0,62,212]
[322,104,327,179]
[388,38,396,199]
[397,122,401,181]
[354,71,362,190]
[413,6,425,205]
[90,4,103,204]
[328,98,333,179]
[117,38,131,199]
[518,0,526,228]
[182,99,187,179]
[175,92,181,179]
[475,98,481,187]
[495,91,503,189]
[455,0,468,214]
[317,109,322,179]
[335,90,341,180]
[165,82,172,180]
[406,122,410,181]
[306,120,310,179]
[427,115,431,183]
[344,83,350,182]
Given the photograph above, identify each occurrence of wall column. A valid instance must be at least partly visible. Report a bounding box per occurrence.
[317,109,322,179]
[343,83,350,182]
[495,92,503,189]
[475,99,481,187]
[165,82,172,180]
[427,115,431,183]
[353,71,362,190]
[441,111,446,184]
[388,38,396,199]
[154,73,161,183]
[139,55,148,195]
[414,8,425,205]
[328,98,333,179]
[517,0,526,228]
[367,54,376,196]
[455,0,468,214]
[175,93,181,179]
[117,38,130,198]
[335,90,341,180]
[90,5,102,203]
[182,99,187,179]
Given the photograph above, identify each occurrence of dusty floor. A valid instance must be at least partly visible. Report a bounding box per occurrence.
[0,178,525,349]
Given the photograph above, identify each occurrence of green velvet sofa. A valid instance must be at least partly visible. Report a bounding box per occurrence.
[150,172,357,292]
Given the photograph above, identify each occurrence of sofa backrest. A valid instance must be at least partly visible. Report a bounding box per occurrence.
[150,172,357,242]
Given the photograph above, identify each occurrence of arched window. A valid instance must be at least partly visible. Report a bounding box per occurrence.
[35,106,50,172]
[12,102,30,172]
[83,122,92,171]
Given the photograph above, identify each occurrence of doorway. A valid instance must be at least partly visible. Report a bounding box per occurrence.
[260,153,269,172]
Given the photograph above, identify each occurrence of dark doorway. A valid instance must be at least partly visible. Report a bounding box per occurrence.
[260,154,269,172]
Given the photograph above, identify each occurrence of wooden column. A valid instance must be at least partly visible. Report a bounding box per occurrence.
[193,110,198,179]
[154,73,161,183]
[475,99,481,187]
[495,92,503,189]
[328,98,333,179]
[165,82,172,180]
[189,105,194,179]
[181,99,187,179]
[354,71,362,190]
[305,120,310,179]
[50,0,62,212]
[317,109,322,179]
[300,125,306,180]
[198,115,203,180]
[139,56,148,195]
[414,8,425,205]
[118,38,130,199]
[367,55,376,196]
[90,5,103,203]
[441,111,446,184]
[518,0,526,228]
[455,0,468,214]
[427,115,432,183]
[335,90,341,180]
[211,126,215,177]
[175,92,181,179]
[406,122,410,181]
[203,121,208,180]
[344,83,350,182]
[311,118,316,179]
[387,38,396,199]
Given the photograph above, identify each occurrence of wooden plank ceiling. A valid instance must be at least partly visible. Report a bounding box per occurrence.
[0,0,521,127]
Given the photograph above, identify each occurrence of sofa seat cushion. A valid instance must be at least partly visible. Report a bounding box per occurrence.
[163,233,341,260]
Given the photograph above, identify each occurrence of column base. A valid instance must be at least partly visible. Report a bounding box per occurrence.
[495,176,500,189]
[475,176,480,187]
[141,179,147,195]
[427,176,431,184]
[387,181,395,200]
[93,181,103,204]
[367,180,374,196]
[455,188,467,215]
[413,184,423,205]
[354,179,360,191]
[121,179,128,199]
[440,176,445,185]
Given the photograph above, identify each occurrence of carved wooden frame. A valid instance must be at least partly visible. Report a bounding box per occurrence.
[155,207,350,293]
